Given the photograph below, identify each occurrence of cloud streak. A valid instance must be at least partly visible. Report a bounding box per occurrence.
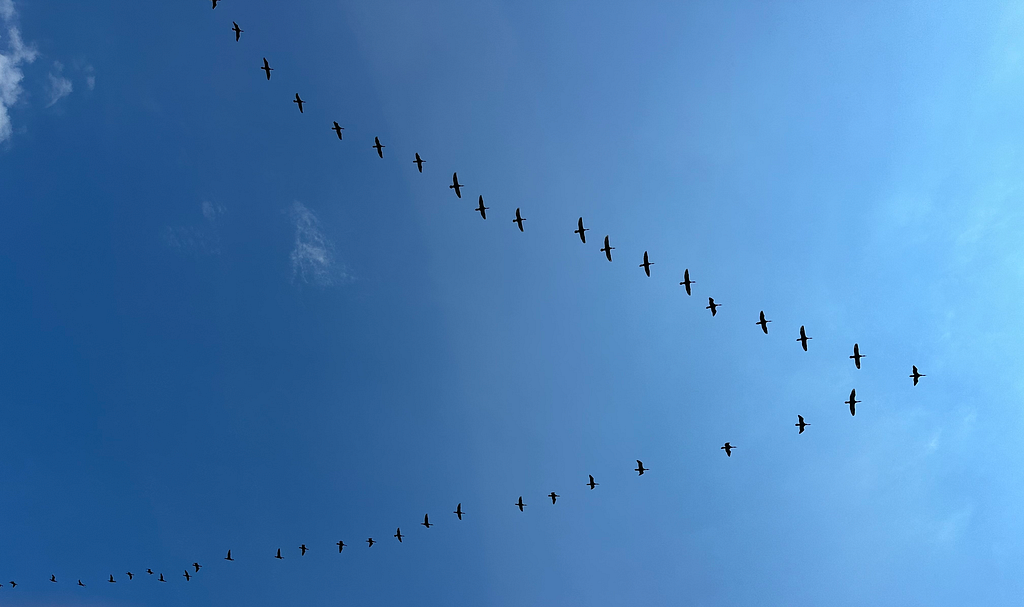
[46,61,72,107]
[289,201,340,287]
[0,1,37,143]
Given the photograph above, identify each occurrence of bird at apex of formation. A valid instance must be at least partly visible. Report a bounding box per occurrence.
[548,492,560,504]
[331,121,344,140]
[232,21,243,41]
[587,474,599,489]
[373,137,385,158]
[421,514,432,528]
[260,57,273,80]
[158,574,166,582]
[575,217,588,243]
[224,550,233,561]
[293,93,305,113]
[192,562,202,573]
[50,575,56,583]
[299,544,308,556]
[601,235,614,261]
[721,442,735,457]
[454,503,464,520]
[797,325,812,351]
[275,548,283,560]
[850,343,865,369]
[183,570,191,582]
[846,389,860,416]
[450,172,464,198]
[515,496,527,511]
[679,269,694,295]
[126,572,134,580]
[910,365,926,386]
[337,540,347,552]
[795,415,809,434]
[706,297,721,317]
[413,153,424,172]
[639,251,654,277]
[108,574,115,583]
[366,537,375,548]
[475,195,488,219]
[757,311,771,334]
[635,460,649,475]
[394,528,404,543]
[513,208,526,232]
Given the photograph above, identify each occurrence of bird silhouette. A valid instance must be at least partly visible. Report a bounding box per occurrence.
[475,195,488,219]
[331,121,344,140]
[587,474,599,489]
[601,236,614,261]
[108,575,115,583]
[846,389,860,416]
[224,550,233,561]
[299,544,307,556]
[126,572,133,580]
[158,574,166,582]
[293,93,305,113]
[260,57,273,80]
[548,492,560,504]
[575,217,588,243]
[146,569,154,575]
[706,297,721,316]
[366,537,375,548]
[910,365,925,386]
[211,0,218,8]
[515,496,527,511]
[275,548,283,560]
[78,580,85,587]
[413,153,424,172]
[373,137,385,158]
[673,271,695,299]
[757,311,771,334]
[454,503,464,520]
[721,442,735,457]
[193,562,202,573]
[422,514,432,528]
[850,343,865,369]
[183,570,191,582]
[50,575,56,583]
[639,251,653,277]
[394,528,404,543]
[336,540,346,552]
[232,21,243,41]
[513,208,526,232]
[795,415,809,434]
[635,460,649,475]
[450,172,464,198]
[797,325,812,351]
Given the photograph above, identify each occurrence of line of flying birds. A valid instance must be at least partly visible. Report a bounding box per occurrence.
[0,2,929,592]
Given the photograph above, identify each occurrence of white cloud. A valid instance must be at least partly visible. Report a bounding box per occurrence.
[164,202,224,256]
[0,2,37,143]
[289,201,340,286]
[46,60,72,107]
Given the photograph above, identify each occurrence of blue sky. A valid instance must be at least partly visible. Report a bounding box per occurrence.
[1,1,1022,605]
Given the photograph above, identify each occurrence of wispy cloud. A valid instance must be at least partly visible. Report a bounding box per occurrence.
[46,60,72,107]
[289,201,341,287]
[83,64,95,90]
[164,202,225,256]
[0,1,38,143]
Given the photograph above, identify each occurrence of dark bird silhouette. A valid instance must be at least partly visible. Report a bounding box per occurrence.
[422,514,432,528]
[193,563,202,573]
[706,297,721,317]
[293,93,305,113]
[299,545,307,556]
[394,528,404,543]
[846,389,860,416]
[126,572,133,580]
[78,580,85,587]
[260,57,273,80]
[224,550,233,561]
[635,460,649,475]
[850,343,865,369]
[211,0,219,8]
[757,311,771,334]
[147,569,154,575]
[183,571,191,582]
[232,21,243,41]
[331,121,344,140]
[366,537,375,548]
[548,492,560,504]
[575,217,588,243]
[158,574,166,583]
[679,269,694,295]
[795,415,809,434]
[721,442,735,457]
[337,540,346,552]
[515,496,527,512]
[601,235,614,261]
[450,172,464,198]
[639,251,653,277]
[513,208,526,232]
[475,195,488,219]
[587,475,599,490]
[108,575,116,583]
[413,153,424,172]
[373,137,385,158]
[454,503,464,520]
[797,325,812,351]
[910,365,925,386]
[50,575,56,583]
[275,549,283,560]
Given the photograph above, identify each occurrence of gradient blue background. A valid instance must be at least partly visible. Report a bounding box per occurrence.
[1,1,1022,605]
